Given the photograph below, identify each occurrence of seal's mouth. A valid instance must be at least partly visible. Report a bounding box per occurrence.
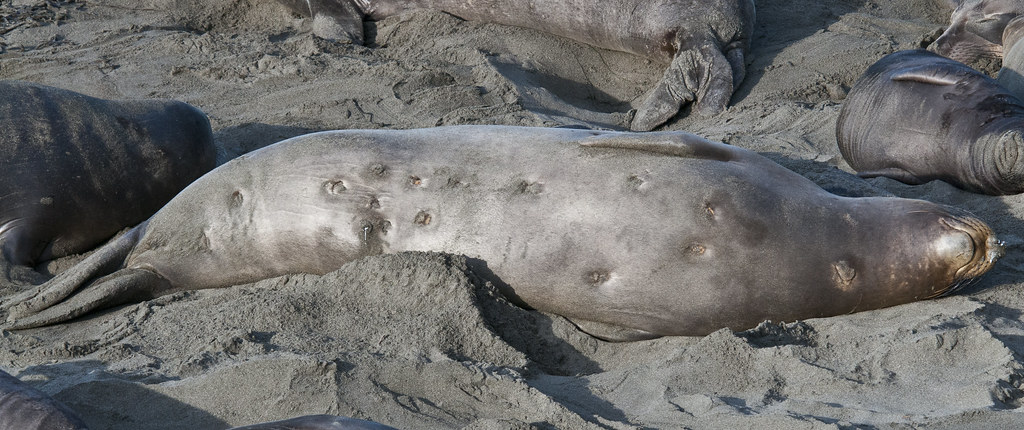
[933,215,1004,297]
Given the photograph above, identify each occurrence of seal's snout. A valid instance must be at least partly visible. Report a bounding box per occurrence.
[939,214,1002,286]
[988,236,1007,263]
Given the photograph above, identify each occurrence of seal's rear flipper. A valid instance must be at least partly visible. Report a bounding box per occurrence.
[856,168,927,185]
[581,131,738,162]
[5,268,170,330]
[630,41,734,131]
[2,222,147,327]
[569,319,661,342]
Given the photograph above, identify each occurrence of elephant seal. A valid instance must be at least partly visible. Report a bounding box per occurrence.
[930,0,1023,68]
[998,16,1024,97]
[837,50,1024,195]
[275,0,755,131]
[3,126,1003,339]
[0,81,216,280]
[230,414,398,430]
[0,370,392,430]
[0,369,88,430]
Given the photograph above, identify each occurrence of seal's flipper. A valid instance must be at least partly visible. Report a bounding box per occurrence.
[891,66,966,86]
[631,41,734,131]
[3,223,144,320]
[725,46,748,89]
[5,268,171,330]
[569,319,661,342]
[857,168,927,185]
[581,131,739,162]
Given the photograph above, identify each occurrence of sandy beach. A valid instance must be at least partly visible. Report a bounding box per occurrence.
[4,0,1024,428]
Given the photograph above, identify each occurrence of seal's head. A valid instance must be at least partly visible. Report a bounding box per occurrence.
[969,128,1024,195]
[849,198,1003,310]
[930,0,1021,65]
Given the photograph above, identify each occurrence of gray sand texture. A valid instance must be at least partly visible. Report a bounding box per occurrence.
[4,0,1024,428]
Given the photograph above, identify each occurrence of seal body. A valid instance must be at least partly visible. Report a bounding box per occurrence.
[0,80,216,270]
[998,16,1024,98]
[930,0,1023,66]
[6,126,1003,339]
[229,414,398,430]
[0,372,391,430]
[0,369,88,430]
[837,50,1024,195]
[276,0,755,131]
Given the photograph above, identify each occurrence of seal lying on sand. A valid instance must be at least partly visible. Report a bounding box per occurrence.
[837,50,1024,195]
[276,0,755,131]
[0,369,88,430]
[0,80,216,282]
[998,16,1024,97]
[1,369,395,430]
[4,126,1003,340]
[930,0,1023,67]
[230,415,398,429]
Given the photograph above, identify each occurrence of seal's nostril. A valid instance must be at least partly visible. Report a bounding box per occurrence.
[989,237,1007,261]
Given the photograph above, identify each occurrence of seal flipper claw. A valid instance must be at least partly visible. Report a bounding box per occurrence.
[6,269,170,330]
[857,168,927,185]
[631,41,734,131]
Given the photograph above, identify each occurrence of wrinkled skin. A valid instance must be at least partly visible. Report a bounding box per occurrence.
[276,0,755,131]
[929,0,1023,67]
[838,50,1024,195]
[998,16,1024,98]
[0,80,216,282]
[4,126,1003,340]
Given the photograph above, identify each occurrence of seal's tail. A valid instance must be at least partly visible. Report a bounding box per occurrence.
[2,221,149,329]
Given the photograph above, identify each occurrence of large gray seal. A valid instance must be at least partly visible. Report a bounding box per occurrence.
[0,369,394,430]
[837,50,1024,195]
[0,369,88,430]
[229,414,398,429]
[275,0,755,132]
[3,126,1003,340]
[0,80,216,282]
[930,0,1023,69]
[998,16,1024,97]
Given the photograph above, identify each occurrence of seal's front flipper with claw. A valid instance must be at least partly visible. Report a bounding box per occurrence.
[857,168,928,185]
[4,222,162,330]
[631,40,737,131]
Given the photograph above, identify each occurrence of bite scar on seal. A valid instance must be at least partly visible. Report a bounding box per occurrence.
[414,210,432,225]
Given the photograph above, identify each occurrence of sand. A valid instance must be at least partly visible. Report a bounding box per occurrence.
[3,0,1024,428]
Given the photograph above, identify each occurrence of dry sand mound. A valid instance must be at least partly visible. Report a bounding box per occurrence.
[4,0,1024,428]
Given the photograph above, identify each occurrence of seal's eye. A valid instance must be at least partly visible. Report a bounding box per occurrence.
[933,230,976,269]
